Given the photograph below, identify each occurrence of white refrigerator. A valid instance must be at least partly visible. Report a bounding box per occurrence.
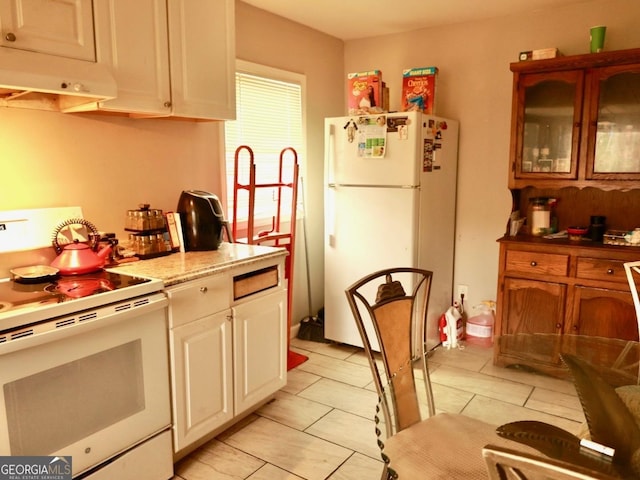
[324,111,459,351]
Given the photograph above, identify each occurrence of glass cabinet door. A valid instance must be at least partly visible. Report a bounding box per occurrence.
[587,65,640,180]
[514,71,583,179]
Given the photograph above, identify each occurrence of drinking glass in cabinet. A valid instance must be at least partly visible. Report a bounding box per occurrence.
[593,71,640,174]
[522,80,575,173]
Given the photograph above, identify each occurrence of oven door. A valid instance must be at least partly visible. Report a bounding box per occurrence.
[0,293,171,478]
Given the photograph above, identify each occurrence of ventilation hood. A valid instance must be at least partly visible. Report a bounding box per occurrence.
[0,47,117,113]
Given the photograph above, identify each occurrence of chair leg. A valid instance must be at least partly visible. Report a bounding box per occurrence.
[380,464,391,480]
[380,464,397,480]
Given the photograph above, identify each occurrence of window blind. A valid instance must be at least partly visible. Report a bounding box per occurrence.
[225,70,303,226]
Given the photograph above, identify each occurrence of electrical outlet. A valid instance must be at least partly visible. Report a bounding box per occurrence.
[456,284,468,301]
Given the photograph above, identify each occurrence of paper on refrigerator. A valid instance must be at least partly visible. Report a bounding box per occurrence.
[356,116,388,158]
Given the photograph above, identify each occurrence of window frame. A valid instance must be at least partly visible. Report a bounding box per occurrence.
[222,60,306,238]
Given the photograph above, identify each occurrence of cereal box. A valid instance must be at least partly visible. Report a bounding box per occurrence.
[401,67,437,114]
[347,70,383,115]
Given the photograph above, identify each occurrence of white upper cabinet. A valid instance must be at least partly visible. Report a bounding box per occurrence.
[93,0,171,116]
[91,0,236,120]
[167,0,236,120]
[0,0,95,61]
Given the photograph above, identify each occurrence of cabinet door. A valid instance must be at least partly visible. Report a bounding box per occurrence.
[570,286,638,340]
[93,0,171,115]
[167,0,236,120]
[512,71,583,180]
[499,277,566,366]
[0,0,95,60]
[501,277,566,335]
[170,310,233,452]
[585,64,640,181]
[232,289,287,415]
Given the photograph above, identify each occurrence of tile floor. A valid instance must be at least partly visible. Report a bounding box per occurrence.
[172,337,585,480]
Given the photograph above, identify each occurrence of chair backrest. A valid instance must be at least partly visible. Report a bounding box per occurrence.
[483,444,619,480]
[624,261,640,337]
[345,267,434,437]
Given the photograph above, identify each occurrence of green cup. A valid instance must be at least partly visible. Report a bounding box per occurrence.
[590,25,606,53]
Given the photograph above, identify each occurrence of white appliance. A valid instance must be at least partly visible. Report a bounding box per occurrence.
[0,208,173,480]
[324,111,459,351]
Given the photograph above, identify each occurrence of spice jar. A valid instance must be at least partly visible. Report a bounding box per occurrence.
[529,197,550,236]
[126,204,165,232]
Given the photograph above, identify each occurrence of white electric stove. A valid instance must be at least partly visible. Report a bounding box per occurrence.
[0,207,173,480]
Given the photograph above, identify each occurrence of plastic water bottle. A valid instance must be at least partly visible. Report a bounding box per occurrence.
[466,301,495,347]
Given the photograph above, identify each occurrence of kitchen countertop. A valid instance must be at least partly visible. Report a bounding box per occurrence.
[109,242,288,287]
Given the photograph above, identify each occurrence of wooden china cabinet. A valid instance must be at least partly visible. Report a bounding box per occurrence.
[495,48,640,373]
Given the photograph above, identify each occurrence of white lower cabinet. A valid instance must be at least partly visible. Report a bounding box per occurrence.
[170,309,233,452]
[233,288,288,415]
[167,258,286,457]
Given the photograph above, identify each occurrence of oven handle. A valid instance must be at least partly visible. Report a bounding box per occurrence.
[0,293,168,355]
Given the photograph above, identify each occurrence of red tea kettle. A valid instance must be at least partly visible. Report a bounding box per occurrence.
[51,241,112,275]
[50,218,112,275]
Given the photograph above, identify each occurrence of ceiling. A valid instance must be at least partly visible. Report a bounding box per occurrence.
[242,0,591,40]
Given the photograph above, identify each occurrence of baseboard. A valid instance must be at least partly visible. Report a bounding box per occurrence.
[290,322,300,339]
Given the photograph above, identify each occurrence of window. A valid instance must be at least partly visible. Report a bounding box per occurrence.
[224,61,304,236]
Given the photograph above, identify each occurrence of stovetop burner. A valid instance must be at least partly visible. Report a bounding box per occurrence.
[45,277,115,298]
[2,271,150,306]
[0,270,162,333]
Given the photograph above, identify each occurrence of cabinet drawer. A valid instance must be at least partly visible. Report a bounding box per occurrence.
[505,250,569,276]
[167,274,230,328]
[576,257,628,284]
[233,265,279,300]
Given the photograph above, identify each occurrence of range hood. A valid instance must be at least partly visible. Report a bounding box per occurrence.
[0,47,117,113]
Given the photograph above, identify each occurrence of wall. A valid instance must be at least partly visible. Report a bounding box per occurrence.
[0,109,223,237]
[235,1,344,322]
[343,0,640,308]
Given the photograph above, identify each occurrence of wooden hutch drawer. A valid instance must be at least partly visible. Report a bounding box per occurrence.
[504,250,569,276]
[575,257,628,284]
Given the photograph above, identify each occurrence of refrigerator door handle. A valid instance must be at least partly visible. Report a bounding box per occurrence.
[325,123,338,247]
[326,184,336,247]
[326,123,336,185]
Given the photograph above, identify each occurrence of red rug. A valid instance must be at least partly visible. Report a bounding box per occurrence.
[287,350,308,370]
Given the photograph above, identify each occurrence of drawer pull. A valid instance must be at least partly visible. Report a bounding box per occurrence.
[606,268,614,275]
[556,323,562,329]
[200,286,208,294]
[530,261,538,267]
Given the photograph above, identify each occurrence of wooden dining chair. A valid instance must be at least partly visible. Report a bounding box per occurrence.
[345,267,536,479]
[483,444,619,480]
[613,261,640,378]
